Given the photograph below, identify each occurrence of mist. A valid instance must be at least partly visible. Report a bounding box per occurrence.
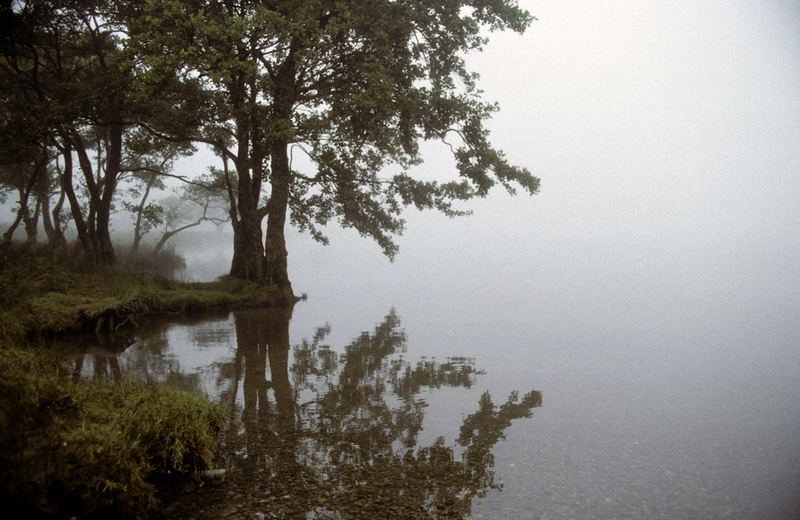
[4,1,799,516]
[162,7,800,513]
[162,1,800,346]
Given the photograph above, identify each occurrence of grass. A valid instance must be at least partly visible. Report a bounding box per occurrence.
[0,242,293,342]
[0,346,224,518]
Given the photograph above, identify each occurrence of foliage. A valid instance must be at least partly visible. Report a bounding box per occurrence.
[0,346,224,518]
[0,1,198,264]
[3,0,540,286]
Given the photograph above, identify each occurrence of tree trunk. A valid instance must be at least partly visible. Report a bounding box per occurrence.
[152,220,201,257]
[94,122,123,265]
[22,198,40,243]
[227,73,267,282]
[40,190,56,245]
[35,151,59,248]
[262,50,296,296]
[131,172,156,254]
[59,142,95,261]
[2,172,37,244]
[264,139,293,294]
[71,133,101,258]
[229,204,265,282]
[50,188,68,252]
[3,203,26,244]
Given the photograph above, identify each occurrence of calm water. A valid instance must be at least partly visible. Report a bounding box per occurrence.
[51,229,800,518]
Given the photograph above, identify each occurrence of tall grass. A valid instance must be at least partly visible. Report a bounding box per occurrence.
[0,347,224,518]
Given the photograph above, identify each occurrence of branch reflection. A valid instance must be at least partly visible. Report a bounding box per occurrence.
[207,308,541,519]
[56,308,542,518]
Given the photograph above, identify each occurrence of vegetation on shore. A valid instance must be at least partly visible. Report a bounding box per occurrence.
[0,346,224,518]
[0,243,294,343]
[0,244,291,517]
[2,1,538,291]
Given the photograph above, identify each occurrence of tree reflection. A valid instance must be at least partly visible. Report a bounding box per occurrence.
[54,308,542,518]
[58,320,205,393]
[198,308,542,519]
[66,332,133,383]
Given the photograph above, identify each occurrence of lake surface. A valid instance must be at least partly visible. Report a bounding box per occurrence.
[52,294,800,517]
[50,223,800,518]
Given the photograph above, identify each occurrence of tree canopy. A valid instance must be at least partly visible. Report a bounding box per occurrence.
[2,0,539,291]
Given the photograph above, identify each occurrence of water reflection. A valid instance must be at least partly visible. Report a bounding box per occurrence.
[65,332,133,383]
[60,308,541,518]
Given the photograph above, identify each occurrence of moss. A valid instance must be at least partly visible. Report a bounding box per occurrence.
[0,346,224,518]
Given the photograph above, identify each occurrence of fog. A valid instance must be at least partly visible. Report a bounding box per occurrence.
[15,2,797,516]
[165,8,800,513]
[162,2,800,344]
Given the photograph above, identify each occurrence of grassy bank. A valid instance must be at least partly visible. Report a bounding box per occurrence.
[0,244,294,342]
[0,346,224,518]
[0,244,292,516]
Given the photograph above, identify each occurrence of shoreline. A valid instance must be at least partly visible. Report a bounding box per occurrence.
[0,253,297,517]
[1,267,298,342]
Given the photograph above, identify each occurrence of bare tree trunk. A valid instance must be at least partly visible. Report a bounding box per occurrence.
[50,187,68,251]
[22,198,40,243]
[95,122,123,265]
[229,204,265,281]
[225,64,271,283]
[59,141,94,261]
[152,198,224,256]
[41,189,55,244]
[71,133,102,260]
[131,171,156,254]
[263,54,296,296]
[30,148,58,249]
[2,173,37,244]
[152,220,201,257]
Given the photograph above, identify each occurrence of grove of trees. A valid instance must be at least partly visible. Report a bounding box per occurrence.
[1,0,540,296]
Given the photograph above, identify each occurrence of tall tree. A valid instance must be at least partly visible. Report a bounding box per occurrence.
[130,0,539,293]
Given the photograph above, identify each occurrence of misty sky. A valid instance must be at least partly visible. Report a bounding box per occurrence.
[289,1,800,248]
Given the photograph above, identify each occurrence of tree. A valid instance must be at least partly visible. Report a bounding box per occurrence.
[1,1,122,262]
[39,148,70,252]
[0,154,41,244]
[118,130,193,254]
[150,174,229,256]
[0,1,197,264]
[129,0,539,293]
